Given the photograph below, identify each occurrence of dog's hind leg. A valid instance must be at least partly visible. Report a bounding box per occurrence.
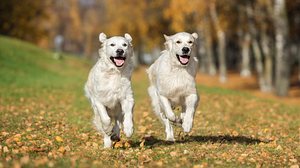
[111,120,121,141]
[111,113,123,142]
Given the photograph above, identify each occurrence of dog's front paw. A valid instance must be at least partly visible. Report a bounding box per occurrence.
[166,113,176,122]
[124,125,133,137]
[103,135,112,148]
[182,119,193,133]
[166,136,175,142]
[123,119,133,137]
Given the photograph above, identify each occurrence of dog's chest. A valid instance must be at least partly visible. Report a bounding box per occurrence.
[158,70,196,99]
[95,73,130,107]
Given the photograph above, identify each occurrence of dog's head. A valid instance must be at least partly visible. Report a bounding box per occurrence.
[164,32,198,66]
[99,33,133,68]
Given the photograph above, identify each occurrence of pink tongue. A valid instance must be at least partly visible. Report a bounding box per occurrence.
[114,58,125,66]
[179,57,189,64]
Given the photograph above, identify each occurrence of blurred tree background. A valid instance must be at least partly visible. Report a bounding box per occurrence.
[0,0,299,97]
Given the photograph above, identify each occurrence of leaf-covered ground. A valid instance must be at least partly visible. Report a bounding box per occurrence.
[0,36,299,167]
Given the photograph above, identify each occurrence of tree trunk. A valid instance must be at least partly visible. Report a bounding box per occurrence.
[261,33,273,92]
[240,32,252,77]
[84,30,93,59]
[274,0,290,96]
[298,44,300,81]
[197,31,207,73]
[210,1,227,82]
[252,39,267,91]
[203,17,216,75]
[246,3,267,91]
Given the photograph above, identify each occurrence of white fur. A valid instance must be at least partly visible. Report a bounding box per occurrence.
[147,32,199,141]
[85,33,134,148]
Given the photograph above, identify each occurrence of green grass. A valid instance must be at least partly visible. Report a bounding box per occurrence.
[0,36,299,167]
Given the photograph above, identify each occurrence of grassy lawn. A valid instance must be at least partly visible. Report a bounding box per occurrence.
[0,36,299,167]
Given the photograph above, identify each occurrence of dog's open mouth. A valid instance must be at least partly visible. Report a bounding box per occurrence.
[110,56,126,67]
[176,54,190,65]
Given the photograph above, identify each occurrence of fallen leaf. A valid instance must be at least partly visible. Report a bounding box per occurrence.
[290,165,299,168]
[113,141,123,149]
[275,145,283,151]
[20,155,30,165]
[155,161,163,167]
[139,126,147,133]
[193,165,201,168]
[1,132,9,136]
[124,141,131,148]
[170,151,177,157]
[139,139,145,148]
[65,145,71,152]
[232,131,239,136]
[58,146,66,154]
[13,161,21,168]
[47,161,55,167]
[3,146,9,153]
[55,136,63,142]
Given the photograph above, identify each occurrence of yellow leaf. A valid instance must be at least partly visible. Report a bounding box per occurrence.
[20,155,30,165]
[155,161,163,167]
[232,131,239,136]
[139,139,145,148]
[55,136,63,142]
[193,165,201,168]
[124,141,131,148]
[275,145,283,150]
[113,141,123,148]
[3,146,9,153]
[139,126,147,133]
[170,151,177,157]
[58,146,66,153]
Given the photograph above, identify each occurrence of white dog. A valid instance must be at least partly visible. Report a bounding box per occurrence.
[147,32,199,141]
[84,33,134,148]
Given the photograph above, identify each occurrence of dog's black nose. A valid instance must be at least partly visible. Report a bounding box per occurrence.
[116,49,124,55]
[182,47,190,54]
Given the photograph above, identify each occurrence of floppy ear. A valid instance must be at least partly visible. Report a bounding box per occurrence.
[163,34,172,50]
[99,32,107,43]
[124,33,132,43]
[192,32,198,40]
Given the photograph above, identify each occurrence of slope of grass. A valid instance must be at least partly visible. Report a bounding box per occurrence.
[0,36,299,167]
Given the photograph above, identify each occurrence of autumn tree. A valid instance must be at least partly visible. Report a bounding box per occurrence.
[274,0,290,96]
[0,0,49,44]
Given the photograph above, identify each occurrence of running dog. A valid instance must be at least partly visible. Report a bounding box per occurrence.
[147,32,199,141]
[85,33,134,148]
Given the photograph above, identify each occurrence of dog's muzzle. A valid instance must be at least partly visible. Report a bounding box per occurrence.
[176,54,190,65]
[110,56,126,67]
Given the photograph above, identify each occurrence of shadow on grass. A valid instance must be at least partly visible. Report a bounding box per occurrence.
[131,134,270,148]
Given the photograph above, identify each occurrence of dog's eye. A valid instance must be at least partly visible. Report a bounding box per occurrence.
[188,41,193,44]
[110,43,115,47]
[176,41,181,44]
[122,43,127,47]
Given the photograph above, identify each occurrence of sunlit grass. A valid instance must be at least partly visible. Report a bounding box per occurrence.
[0,36,299,167]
